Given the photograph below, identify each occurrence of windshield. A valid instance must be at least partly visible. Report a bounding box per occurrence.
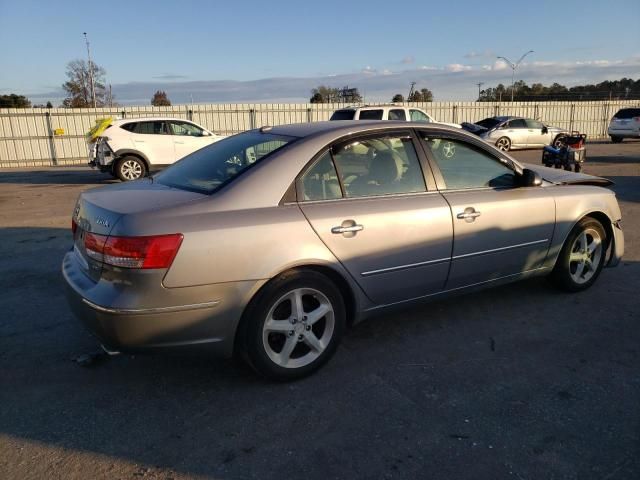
[475,118,503,130]
[155,131,296,194]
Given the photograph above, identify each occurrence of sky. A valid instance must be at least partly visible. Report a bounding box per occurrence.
[1,0,639,104]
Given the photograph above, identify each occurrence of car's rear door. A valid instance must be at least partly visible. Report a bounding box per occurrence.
[130,121,175,165]
[417,131,555,289]
[298,130,452,305]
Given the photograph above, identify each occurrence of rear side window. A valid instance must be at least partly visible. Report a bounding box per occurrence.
[155,132,295,194]
[330,110,355,120]
[507,119,527,128]
[299,151,342,201]
[614,108,640,119]
[358,110,384,120]
[388,109,407,121]
[120,122,137,132]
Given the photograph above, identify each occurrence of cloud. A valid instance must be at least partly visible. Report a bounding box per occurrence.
[419,65,440,71]
[152,74,189,80]
[401,56,415,64]
[445,64,472,73]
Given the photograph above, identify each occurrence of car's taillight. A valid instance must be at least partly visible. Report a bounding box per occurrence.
[84,233,183,269]
[634,117,640,122]
[71,218,77,235]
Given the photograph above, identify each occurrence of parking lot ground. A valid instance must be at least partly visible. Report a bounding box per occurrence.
[0,141,639,480]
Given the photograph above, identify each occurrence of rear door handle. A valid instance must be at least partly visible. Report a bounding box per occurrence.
[456,208,481,222]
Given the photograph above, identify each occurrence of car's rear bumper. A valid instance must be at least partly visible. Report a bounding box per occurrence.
[606,220,624,268]
[62,250,264,357]
[608,127,640,138]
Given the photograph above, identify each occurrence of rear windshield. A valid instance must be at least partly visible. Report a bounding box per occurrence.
[155,131,296,194]
[330,110,356,120]
[475,117,503,130]
[614,108,640,119]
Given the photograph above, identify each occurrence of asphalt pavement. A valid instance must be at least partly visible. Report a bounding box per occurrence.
[1,141,639,480]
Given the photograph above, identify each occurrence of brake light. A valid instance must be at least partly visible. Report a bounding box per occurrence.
[84,233,183,269]
[634,117,640,122]
[71,218,77,235]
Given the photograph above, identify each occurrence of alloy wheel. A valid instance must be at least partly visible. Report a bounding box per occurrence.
[121,160,143,180]
[569,228,603,284]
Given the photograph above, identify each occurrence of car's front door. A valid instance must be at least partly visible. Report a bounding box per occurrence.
[418,132,555,289]
[525,119,547,146]
[169,121,214,162]
[298,131,453,305]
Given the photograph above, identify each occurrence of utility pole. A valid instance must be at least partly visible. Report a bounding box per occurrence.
[496,50,534,102]
[109,84,113,108]
[476,82,484,101]
[83,32,97,108]
[408,82,416,101]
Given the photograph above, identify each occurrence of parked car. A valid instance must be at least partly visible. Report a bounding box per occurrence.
[461,116,568,151]
[89,117,225,181]
[64,121,624,380]
[608,107,640,142]
[330,105,460,128]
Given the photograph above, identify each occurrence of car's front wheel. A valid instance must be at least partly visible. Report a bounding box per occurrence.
[550,217,607,292]
[116,156,146,181]
[495,137,511,151]
[240,270,346,381]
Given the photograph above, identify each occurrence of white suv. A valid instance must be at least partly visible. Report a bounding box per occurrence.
[90,117,225,181]
[608,107,640,142]
[330,105,460,128]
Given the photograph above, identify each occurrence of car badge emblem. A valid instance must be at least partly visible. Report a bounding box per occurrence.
[95,216,110,228]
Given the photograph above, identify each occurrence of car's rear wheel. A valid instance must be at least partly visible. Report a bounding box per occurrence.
[550,217,607,292]
[240,270,346,381]
[610,136,623,143]
[495,137,511,151]
[116,156,146,181]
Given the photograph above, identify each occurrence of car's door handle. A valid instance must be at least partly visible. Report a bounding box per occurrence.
[456,208,481,222]
[331,224,364,234]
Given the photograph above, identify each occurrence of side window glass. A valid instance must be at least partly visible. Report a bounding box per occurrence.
[510,119,527,128]
[525,119,543,129]
[388,109,407,121]
[133,121,167,135]
[410,109,430,122]
[299,151,342,201]
[358,110,384,120]
[332,134,426,198]
[171,121,204,136]
[421,136,516,190]
[121,122,137,132]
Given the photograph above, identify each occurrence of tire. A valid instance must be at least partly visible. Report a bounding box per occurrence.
[553,135,566,148]
[495,137,511,152]
[610,136,623,143]
[574,163,582,173]
[549,217,607,292]
[115,156,146,181]
[239,269,346,381]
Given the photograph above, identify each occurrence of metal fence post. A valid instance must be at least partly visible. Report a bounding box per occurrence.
[569,104,575,132]
[452,105,457,124]
[121,110,126,119]
[45,111,58,166]
[187,108,193,121]
[307,107,312,123]
[249,109,256,129]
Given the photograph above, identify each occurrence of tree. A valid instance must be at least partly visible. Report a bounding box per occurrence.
[62,59,108,108]
[392,94,404,102]
[151,90,171,106]
[46,101,53,108]
[0,94,31,108]
[309,85,363,103]
[407,87,433,102]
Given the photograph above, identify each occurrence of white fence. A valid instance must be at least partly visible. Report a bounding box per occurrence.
[1,100,638,167]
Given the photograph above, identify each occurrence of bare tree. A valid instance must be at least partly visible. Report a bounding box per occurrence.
[62,59,108,107]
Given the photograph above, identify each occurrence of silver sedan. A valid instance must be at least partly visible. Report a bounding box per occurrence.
[463,116,568,151]
[63,121,624,380]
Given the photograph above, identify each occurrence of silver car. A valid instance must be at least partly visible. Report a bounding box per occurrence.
[63,121,624,380]
[463,116,568,151]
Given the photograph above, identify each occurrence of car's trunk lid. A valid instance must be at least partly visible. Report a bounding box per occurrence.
[72,179,205,280]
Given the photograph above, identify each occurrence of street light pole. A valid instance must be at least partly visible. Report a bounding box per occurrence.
[83,32,97,108]
[497,50,534,102]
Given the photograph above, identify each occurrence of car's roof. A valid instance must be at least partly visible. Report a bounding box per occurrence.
[268,120,459,138]
[335,104,410,111]
[113,117,199,124]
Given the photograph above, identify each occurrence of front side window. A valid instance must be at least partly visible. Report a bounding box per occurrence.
[388,109,407,121]
[410,109,430,122]
[331,133,426,198]
[358,110,384,120]
[421,135,516,190]
[525,119,543,129]
[155,132,295,194]
[170,121,204,136]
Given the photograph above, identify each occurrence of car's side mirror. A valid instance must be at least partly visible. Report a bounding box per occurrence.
[520,168,542,187]
[542,126,548,134]
[201,131,211,137]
